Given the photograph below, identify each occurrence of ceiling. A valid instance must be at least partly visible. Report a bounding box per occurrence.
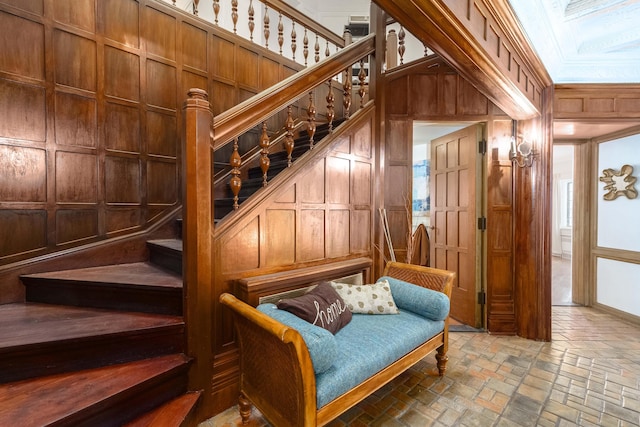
[509,0,640,139]
[509,0,640,84]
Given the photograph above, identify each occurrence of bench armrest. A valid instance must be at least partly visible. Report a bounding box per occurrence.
[220,293,317,427]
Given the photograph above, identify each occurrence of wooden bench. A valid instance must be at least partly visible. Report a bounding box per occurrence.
[220,261,454,427]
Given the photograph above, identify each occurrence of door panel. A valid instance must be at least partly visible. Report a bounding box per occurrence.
[430,124,484,327]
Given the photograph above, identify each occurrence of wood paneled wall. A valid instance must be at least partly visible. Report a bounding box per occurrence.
[373,0,550,119]
[211,109,375,413]
[554,84,640,119]
[383,57,516,334]
[0,0,303,301]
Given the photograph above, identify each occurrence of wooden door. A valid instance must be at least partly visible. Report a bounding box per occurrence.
[430,124,484,328]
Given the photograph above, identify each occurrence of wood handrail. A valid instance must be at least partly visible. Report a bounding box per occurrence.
[212,33,375,150]
[263,0,345,48]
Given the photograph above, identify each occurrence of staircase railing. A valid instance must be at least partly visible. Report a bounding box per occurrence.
[207,34,374,212]
[161,0,345,67]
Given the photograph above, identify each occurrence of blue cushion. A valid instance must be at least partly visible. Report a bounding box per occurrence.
[257,303,338,374]
[315,311,444,408]
[379,276,450,321]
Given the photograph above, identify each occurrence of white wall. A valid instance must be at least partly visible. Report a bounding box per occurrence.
[597,258,640,317]
[595,132,640,315]
[597,134,640,251]
[552,145,573,257]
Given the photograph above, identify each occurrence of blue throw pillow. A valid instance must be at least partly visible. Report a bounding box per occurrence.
[380,276,450,321]
[257,303,338,374]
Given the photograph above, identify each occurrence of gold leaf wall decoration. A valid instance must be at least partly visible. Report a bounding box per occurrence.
[599,164,638,200]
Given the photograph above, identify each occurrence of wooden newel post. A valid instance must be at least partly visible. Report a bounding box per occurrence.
[182,88,214,418]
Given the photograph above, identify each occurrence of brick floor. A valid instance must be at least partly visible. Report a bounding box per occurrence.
[200,306,640,426]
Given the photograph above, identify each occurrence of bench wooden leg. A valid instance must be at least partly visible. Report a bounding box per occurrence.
[436,347,448,376]
[238,392,252,425]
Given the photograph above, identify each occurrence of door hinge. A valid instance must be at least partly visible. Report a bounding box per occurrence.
[477,217,487,231]
[478,139,487,155]
[477,291,486,305]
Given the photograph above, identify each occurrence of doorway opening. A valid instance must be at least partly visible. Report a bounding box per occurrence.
[552,145,575,306]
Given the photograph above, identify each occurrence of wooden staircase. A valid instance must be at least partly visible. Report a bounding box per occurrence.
[214,119,345,220]
[0,112,346,426]
[0,221,200,427]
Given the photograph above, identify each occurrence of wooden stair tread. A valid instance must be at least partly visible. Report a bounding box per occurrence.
[21,262,182,289]
[146,239,183,252]
[124,391,201,427]
[0,303,182,350]
[0,354,190,427]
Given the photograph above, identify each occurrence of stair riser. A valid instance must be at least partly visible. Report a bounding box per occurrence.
[24,281,182,316]
[0,326,184,384]
[148,246,182,276]
[61,371,188,427]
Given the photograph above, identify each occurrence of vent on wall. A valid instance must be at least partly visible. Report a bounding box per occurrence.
[345,24,369,38]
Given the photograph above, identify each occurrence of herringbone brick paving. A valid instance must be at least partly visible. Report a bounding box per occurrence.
[202,306,640,426]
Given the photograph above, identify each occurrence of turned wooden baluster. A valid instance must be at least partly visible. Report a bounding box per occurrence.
[231,0,238,34]
[358,59,367,108]
[172,0,176,5]
[212,0,220,24]
[284,106,295,166]
[398,26,406,65]
[230,138,242,210]
[291,22,297,61]
[248,0,255,41]
[307,92,316,148]
[303,29,309,66]
[192,0,199,15]
[259,122,270,187]
[277,13,284,55]
[325,40,330,58]
[314,34,320,63]
[343,68,352,119]
[263,6,270,48]
[326,79,335,132]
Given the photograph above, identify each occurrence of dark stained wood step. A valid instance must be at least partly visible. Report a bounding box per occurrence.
[124,391,201,427]
[21,262,183,315]
[0,303,184,384]
[0,354,190,427]
[147,239,183,275]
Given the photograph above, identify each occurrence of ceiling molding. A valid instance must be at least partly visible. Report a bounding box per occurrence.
[509,0,640,83]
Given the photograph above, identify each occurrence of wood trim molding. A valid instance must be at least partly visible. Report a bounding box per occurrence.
[555,84,640,119]
[372,0,550,119]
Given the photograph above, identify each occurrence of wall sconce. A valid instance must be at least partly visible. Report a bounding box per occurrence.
[510,120,534,168]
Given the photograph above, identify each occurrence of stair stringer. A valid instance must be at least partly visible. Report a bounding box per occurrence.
[210,104,377,407]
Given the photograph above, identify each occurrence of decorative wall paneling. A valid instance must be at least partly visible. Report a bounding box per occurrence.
[383,56,517,334]
[373,0,551,119]
[485,119,516,334]
[512,87,553,341]
[0,0,309,302]
[378,0,554,340]
[554,85,640,119]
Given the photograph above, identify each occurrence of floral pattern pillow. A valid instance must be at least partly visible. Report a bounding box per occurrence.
[330,279,399,314]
